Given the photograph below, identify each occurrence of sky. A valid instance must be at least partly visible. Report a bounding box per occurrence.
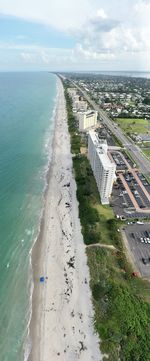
[0,0,150,71]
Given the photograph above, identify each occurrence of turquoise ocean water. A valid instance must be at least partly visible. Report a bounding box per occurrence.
[0,72,57,361]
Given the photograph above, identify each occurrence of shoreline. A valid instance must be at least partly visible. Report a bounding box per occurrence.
[26,78,60,360]
[24,79,59,361]
[27,78,101,361]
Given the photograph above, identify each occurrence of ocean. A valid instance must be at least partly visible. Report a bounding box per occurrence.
[0,72,57,361]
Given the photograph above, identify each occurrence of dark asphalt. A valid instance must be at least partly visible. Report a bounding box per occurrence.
[124,224,150,278]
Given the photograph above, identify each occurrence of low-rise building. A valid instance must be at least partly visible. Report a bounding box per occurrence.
[88,130,116,204]
[68,88,77,97]
[72,94,80,107]
[74,100,88,112]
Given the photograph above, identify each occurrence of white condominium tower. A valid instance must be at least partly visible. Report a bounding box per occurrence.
[78,110,98,131]
[88,131,116,204]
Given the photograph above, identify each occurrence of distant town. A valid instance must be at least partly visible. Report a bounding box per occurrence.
[69,73,150,145]
[70,73,150,119]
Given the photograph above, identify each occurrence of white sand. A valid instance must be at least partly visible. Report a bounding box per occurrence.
[28,79,102,361]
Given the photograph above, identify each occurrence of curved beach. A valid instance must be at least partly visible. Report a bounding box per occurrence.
[28,78,101,361]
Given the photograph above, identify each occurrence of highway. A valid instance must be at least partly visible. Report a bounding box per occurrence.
[68,79,150,175]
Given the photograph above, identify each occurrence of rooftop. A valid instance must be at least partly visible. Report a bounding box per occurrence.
[89,130,115,168]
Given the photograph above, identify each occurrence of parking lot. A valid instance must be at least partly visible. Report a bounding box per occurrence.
[111,165,150,219]
[123,223,150,278]
[110,151,127,171]
[109,150,134,172]
[121,172,150,209]
[111,182,150,219]
[138,173,150,194]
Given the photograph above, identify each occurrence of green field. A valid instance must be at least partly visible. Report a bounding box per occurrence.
[141,142,150,148]
[94,204,115,245]
[115,118,150,135]
[142,148,150,160]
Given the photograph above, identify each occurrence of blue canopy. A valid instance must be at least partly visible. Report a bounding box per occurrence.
[40,276,45,283]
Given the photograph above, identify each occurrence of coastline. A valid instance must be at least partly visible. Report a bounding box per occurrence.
[24,79,59,361]
[27,78,101,361]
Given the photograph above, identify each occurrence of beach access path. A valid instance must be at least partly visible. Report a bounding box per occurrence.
[28,79,101,361]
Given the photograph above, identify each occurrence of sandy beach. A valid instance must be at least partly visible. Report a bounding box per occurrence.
[28,78,101,361]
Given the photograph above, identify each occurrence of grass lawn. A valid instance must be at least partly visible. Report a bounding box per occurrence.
[94,204,115,245]
[142,148,150,159]
[115,118,150,135]
[140,142,150,148]
[128,100,135,107]
[96,204,114,220]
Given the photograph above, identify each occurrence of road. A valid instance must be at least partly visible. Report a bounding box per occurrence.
[68,79,150,175]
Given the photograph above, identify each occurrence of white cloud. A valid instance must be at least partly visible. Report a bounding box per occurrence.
[0,41,115,69]
[0,0,149,70]
[0,41,149,71]
[0,0,94,30]
[97,8,107,19]
[72,1,150,61]
[74,44,115,61]
[21,52,35,63]
[134,0,150,24]
[18,46,75,67]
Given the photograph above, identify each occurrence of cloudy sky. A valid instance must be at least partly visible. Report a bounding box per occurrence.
[0,0,150,71]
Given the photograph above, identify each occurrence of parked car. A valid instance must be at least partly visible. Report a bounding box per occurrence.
[142,258,147,265]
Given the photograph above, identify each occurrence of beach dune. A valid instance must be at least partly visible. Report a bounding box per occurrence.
[28,79,101,361]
